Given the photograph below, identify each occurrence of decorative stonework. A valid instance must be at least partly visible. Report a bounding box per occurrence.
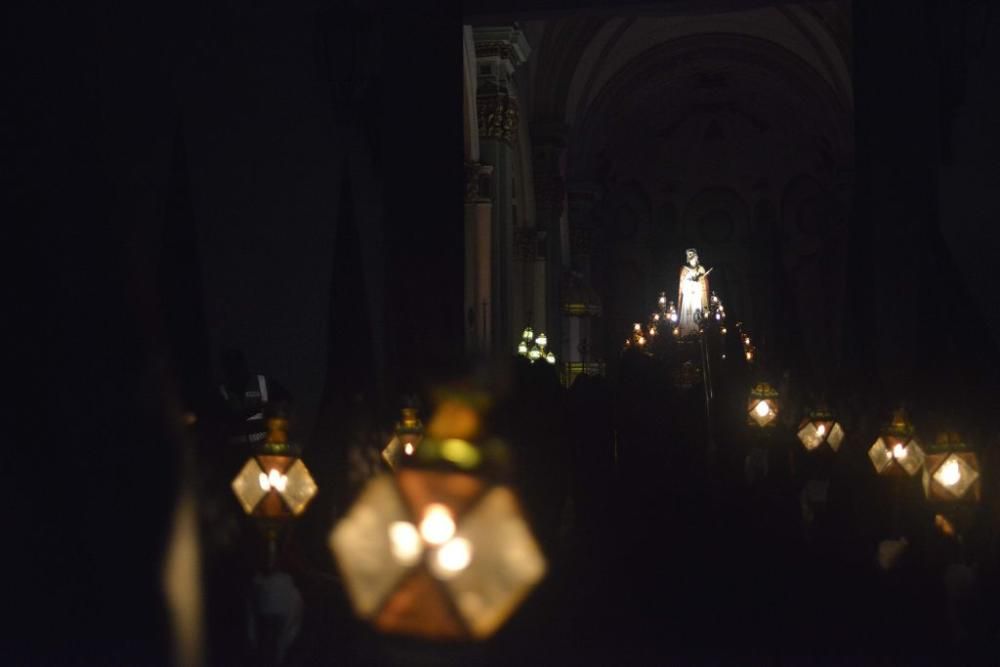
[477,94,519,145]
[475,41,516,61]
[465,162,494,203]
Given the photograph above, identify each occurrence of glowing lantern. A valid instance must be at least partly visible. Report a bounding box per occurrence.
[382,407,425,470]
[747,382,779,428]
[922,432,981,502]
[797,407,845,452]
[330,469,545,640]
[868,409,925,476]
[231,412,318,519]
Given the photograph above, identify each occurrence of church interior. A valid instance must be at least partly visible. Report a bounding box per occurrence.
[8,0,1000,664]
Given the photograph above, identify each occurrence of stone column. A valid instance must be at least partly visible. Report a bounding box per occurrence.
[566,182,602,368]
[474,26,530,357]
[465,161,494,354]
[532,121,569,364]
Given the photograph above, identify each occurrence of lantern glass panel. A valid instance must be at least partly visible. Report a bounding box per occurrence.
[827,423,845,451]
[748,399,777,427]
[231,458,268,514]
[439,486,547,639]
[382,436,402,468]
[797,422,824,450]
[281,459,318,516]
[868,437,893,474]
[330,475,417,618]
[895,439,925,476]
[932,453,978,498]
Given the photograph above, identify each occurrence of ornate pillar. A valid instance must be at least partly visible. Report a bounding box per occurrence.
[473,26,529,357]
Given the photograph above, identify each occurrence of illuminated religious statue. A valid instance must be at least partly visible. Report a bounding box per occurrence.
[677,248,711,336]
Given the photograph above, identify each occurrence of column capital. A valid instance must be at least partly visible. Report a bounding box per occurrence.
[477,94,519,146]
[473,26,531,74]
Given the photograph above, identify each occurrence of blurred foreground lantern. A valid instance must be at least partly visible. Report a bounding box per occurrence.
[747,382,779,428]
[330,456,545,639]
[797,407,845,452]
[383,407,425,470]
[868,409,925,476]
[922,432,981,502]
[231,412,318,519]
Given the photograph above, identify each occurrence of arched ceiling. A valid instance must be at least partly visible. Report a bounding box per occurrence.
[522,2,851,132]
[568,31,850,188]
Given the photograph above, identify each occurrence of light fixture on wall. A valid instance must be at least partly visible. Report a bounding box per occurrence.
[516,326,556,364]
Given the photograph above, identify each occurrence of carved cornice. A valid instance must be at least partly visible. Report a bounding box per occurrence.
[472,27,531,68]
[477,94,519,146]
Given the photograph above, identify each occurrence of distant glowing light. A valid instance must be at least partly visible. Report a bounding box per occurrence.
[672,328,680,336]
[892,443,908,460]
[649,326,657,336]
[528,348,541,361]
[388,521,422,564]
[535,333,547,348]
[754,401,771,419]
[545,352,556,364]
[258,468,288,492]
[653,314,660,321]
[938,459,961,487]
[633,323,642,332]
[517,342,528,355]
[638,336,646,346]
[441,438,481,468]
[434,537,473,576]
[420,504,456,545]
[816,424,826,437]
[404,443,415,455]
